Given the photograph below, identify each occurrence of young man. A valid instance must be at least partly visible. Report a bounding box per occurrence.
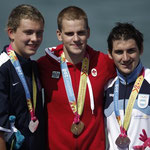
[104,23,150,150]
[0,4,45,150]
[38,6,116,150]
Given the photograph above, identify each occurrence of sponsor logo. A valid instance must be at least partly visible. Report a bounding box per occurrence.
[12,82,19,86]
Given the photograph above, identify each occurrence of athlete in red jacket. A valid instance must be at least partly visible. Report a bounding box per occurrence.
[38,6,116,150]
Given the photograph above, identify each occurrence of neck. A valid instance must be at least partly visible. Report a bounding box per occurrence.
[10,42,30,59]
[64,50,86,65]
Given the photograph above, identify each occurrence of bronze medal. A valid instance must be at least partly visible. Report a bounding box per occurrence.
[71,121,84,136]
[115,136,130,148]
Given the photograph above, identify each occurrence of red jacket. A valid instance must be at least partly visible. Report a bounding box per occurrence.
[38,44,116,150]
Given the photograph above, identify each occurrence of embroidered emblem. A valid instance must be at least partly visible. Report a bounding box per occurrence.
[52,71,60,79]
[137,94,149,108]
[91,68,97,77]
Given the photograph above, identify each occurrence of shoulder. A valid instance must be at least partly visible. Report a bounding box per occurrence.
[104,76,118,91]
[144,67,150,84]
[0,52,10,67]
[87,46,113,65]
[38,46,61,64]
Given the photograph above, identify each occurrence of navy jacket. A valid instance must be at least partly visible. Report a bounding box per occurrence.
[0,46,46,150]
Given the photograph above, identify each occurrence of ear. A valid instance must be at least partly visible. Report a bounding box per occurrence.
[140,46,144,55]
[87,27,90,39]
[108,50,113,59]
[7,28,15,41]
[56,29,63,42]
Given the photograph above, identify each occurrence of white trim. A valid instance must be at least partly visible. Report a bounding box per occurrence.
[0,126,11,132]
[45,47,61,63]
[87,77,95,114]
[145,67,150,84]
[0,52,10,67]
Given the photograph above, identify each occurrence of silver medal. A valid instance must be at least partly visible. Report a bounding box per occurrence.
[29,119,39,133]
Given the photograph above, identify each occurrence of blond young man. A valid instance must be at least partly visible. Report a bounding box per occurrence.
[0,4,45,150]
[38,6,116,150]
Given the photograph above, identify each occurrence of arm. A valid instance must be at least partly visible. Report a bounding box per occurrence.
[0,60,10,149]
[0,132,6,150]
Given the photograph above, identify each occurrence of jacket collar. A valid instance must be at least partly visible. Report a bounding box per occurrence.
[45,44,94,63]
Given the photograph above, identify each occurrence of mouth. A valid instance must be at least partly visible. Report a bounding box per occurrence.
[27,44,39,50]
[71,43,83,48]
[121,61,132,67]
[121,63,132,70]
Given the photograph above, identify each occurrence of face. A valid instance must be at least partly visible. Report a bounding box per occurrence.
[57,19,90,59]
[108,39,143,76]
[8,19,44,58]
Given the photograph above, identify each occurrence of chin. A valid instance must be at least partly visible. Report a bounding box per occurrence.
[121,70,132,76]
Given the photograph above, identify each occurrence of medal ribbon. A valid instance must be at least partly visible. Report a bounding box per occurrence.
[114,69,144,136]
[32,71,37,112]
[60,52,89,123]
[6,45,37,121]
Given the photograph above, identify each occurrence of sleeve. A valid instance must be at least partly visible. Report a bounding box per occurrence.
[0,66,11,131]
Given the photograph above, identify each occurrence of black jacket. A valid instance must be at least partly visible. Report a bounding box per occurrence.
[0,46,46,150]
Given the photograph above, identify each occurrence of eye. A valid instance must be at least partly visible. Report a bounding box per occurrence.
[65,32,74,36]
[77,31,87,36]
[37,31,43,37]
[24,30,33,35]
[127,48,136,54]
[114,50,123,55]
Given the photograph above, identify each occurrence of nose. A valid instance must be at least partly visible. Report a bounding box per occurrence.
[31,33,38,41]
[122,52,129,61]
[73,33,80,41]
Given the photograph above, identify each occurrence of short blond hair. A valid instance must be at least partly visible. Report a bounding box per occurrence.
[57,6,89,32]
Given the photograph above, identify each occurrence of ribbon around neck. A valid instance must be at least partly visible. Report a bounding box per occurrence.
[114,68,144,136]
[6,44,37,121]
[60,52,89,123]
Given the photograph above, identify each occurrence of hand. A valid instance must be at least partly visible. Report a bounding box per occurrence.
[0,132,7,150]
[133,145,143,150]
[139,129,148,142]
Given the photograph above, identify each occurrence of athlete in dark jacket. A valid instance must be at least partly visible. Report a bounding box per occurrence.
[0,4,46,150]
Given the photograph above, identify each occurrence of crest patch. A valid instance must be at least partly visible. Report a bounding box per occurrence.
[137,94,149,108]
[52,71,60,79]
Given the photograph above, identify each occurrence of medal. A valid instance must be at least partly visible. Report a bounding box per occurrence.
[29,119,39,133]
[115,136,130,148]
[61,52,89,136]
[71,121,84,136]
[113,69,144,149]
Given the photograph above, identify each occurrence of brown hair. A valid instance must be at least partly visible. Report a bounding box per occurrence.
[107,22,143,54]
[7,4,45,32]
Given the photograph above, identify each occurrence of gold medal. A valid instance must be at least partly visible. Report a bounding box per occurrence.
[71,121,84,136]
